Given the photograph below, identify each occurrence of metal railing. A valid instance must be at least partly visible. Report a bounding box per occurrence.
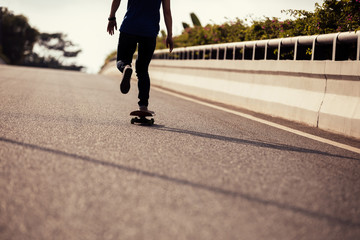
[152,31,360,61]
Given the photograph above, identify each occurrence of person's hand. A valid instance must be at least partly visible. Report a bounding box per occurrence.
[107,20,117,35]
[166,36,174,53]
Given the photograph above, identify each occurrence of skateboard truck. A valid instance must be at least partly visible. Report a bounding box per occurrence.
[130,110,155,126]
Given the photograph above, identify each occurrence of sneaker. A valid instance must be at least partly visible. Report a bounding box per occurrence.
[120,65,132,94]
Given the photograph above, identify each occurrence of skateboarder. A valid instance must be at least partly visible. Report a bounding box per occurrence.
[107,0,174,112]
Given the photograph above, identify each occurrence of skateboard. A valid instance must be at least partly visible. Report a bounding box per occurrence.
[130,110,155,126]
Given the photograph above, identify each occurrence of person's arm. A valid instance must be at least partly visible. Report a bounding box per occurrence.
[162,0,174,52]
[107,0,121,35]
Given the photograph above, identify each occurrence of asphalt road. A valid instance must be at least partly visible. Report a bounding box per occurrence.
[0,65,359,240]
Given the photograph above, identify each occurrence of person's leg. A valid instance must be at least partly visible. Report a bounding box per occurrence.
[135,36,157,107]
[116,32,137,72]
[117,32,137,93]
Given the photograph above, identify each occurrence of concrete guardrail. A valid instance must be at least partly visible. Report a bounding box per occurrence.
[101,31,360,139]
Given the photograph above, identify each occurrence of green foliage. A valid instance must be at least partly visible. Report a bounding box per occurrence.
[105,1,360,68]
[38,33,81,56]
[101,50,117,71]
[157,0,360,49]
[25,32,83,70]
[245,18,295,40]
[314,0,360,32]
[182,22,190,30]
[1,7,83,70]
[156,18,248,49]
[0,7,39,64]
[283,0,360,34]
[190,12,202,27]
[182,13,202,29]
[24,32,83,71]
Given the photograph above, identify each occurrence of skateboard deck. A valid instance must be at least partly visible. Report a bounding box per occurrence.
[130,110,155,125]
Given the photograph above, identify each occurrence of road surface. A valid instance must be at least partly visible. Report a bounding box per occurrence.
[0,65,359,240]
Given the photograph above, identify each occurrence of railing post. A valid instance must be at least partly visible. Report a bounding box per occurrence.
[152,31,358,62]
[252,43,256,60]
[332,32,341,61]
[311,36,317,61]
[294,38,298,61]
[357,31,360,61]
[233,46,236,60]
[264,41,269,60]
[277,41,281,60]
[242,46,245,60]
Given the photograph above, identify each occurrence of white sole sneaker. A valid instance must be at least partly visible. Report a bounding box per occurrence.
[120,65,132,94]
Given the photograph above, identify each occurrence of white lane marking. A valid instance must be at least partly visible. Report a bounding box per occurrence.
[154,87,360,154]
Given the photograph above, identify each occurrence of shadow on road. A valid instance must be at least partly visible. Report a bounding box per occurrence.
[151,125,359,161]
[1,136,359,228]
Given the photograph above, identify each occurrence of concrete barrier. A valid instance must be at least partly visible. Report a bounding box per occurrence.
[150,60,324,125]
[101,59,360,139]
[101,30,360,139]
[319,61,360,138]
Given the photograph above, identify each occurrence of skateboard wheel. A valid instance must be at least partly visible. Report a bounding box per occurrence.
[131,118,135,124]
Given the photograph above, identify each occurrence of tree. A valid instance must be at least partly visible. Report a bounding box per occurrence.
[22,33,84,71]
[1,8,83,70]
[173,0,360,48]
[0,7,38,64]
[105,0,360,69]
[181,12,202,29]
[190,13,202,27]
[283,0,360,34]
[182,22,190,30]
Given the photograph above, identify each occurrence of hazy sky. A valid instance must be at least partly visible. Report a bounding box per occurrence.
[1,0,320,73]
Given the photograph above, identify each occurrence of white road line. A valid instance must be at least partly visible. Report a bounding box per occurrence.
[154,87,360,154]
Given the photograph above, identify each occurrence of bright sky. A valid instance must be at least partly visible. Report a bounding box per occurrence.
[1,0,320,73]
